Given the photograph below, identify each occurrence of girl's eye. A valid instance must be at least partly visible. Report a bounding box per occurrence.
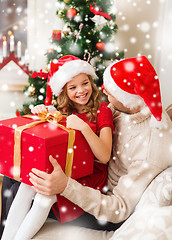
[68,86,76,90]
[83,81,89,85]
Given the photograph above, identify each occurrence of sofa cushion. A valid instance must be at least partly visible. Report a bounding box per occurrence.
[32,219,113,240]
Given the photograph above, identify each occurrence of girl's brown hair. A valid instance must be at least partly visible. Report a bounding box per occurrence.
[57,75,102,122]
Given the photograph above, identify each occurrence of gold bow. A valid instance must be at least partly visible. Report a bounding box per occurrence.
[13,111,75,181]
[37,110,64,122]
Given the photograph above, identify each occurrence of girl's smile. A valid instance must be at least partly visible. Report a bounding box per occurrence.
[76,93,88,99]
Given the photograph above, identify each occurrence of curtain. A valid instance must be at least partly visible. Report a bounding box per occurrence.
[155,0,172,108]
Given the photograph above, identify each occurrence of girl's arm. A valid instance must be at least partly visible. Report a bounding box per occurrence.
[66,115,112,164]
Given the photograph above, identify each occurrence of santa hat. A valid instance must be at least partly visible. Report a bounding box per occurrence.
[103,56,164,124]
[49,55,98,96]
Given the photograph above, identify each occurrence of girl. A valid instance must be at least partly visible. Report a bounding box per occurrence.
[2,55,114,240]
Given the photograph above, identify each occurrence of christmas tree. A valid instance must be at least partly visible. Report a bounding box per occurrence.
[17,0,124,116]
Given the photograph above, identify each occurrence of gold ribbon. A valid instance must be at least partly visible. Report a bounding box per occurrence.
[13,111,75,181]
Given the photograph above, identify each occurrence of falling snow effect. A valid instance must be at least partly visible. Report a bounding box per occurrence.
[97,218,108,226]
[28,146,34,152]
[61,206,67,213]
[3,189,13,198]
[10,166,20,177]
[68,148,73,154]
[0,1,172,239]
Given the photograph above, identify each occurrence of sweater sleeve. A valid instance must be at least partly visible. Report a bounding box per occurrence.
[61,161,164,223]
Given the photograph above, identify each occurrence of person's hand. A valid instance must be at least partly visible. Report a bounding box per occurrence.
[29,155,68,196]
[31,104,47,114]
[66,115,87,132]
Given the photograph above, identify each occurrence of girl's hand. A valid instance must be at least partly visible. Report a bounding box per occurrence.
[31,104,47,114]
[66,115,87,132]
[29,155,68,196]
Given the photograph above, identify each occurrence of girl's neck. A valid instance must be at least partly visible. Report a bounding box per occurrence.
[74,103,86,114]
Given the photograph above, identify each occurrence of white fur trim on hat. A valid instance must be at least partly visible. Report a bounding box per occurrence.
[103,63,144,109]
[50,60,98,96]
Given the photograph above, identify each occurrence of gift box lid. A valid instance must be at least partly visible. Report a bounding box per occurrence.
[0,116,69,147]
[0,115,96,147]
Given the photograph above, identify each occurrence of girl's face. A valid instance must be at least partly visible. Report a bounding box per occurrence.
[66,73,92,111]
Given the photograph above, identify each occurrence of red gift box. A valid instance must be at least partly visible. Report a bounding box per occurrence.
[0,115,95,185]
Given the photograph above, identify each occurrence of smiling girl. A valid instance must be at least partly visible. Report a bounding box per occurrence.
[2,55,114,240]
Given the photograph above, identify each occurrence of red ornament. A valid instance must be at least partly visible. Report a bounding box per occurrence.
[52,30,61,41]
[16,110,20,117]
[47,48,54,53]
[96,42,105,51]
[67,8,77,19]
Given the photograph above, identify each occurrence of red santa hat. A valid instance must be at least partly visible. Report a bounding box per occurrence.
[49,55,98,96]
[103,56,163,122]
